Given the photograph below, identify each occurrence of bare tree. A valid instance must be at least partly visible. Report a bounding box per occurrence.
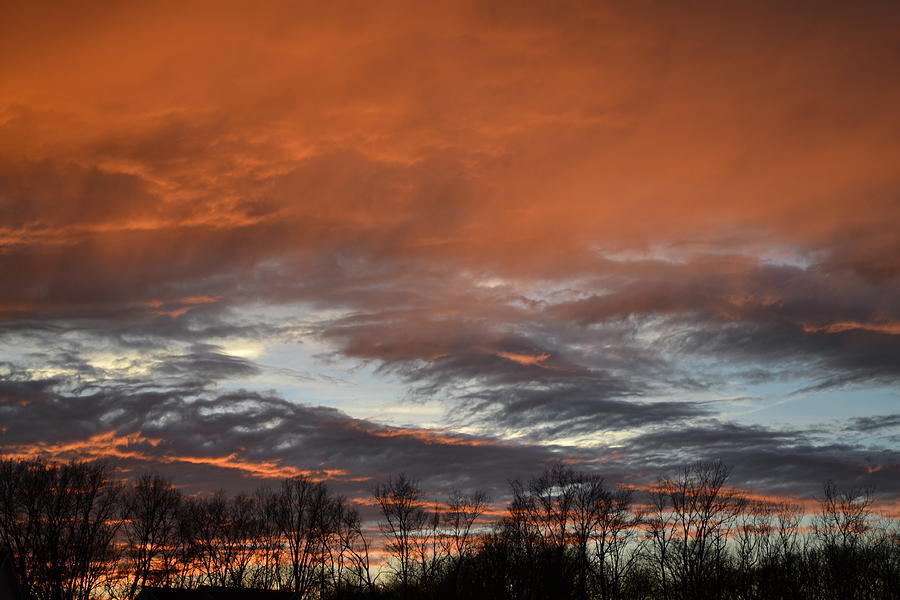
[593,487,640,600]
[170,497,204,589]
[0,459,122,600]
[444,488,488,593]
[735,500,774,600]
[445,489,488,560]
[506,464,585,599]
[813,481,875,600]
[222,493,261,588]
[274,476,333,597]
[180,493,262,588]
[373,473,429,597]
[518,464,577,551]
[815,480,873,552]
[120,472,182,599]
[414,502,447,593]
[189,492,230,586]
[570,473,607,600]
[644,485,676,600]
[334,505,377,595]
[3,456,898,600]
[648,460,745,600]
[248,487,286,590]
[748,501,804,600]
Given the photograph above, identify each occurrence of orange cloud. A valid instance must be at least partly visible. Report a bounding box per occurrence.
[156,453,346,481]
[1,430,349,481]
[0,0,897,288]
[496,351,551,366]
[802,321,900,336]
[1,431,162,462]
[345,421,500,448]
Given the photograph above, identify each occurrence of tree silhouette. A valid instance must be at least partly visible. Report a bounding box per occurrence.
[373,474,429,597]
[121,473,181,598]
[0,459,121,600]
[0,457,898,600]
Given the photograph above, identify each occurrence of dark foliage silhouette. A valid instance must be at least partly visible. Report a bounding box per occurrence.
[0,457,897,600]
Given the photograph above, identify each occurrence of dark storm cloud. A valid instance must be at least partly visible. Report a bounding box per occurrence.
[549,259,900,391]
[313,301,704,438]
[305,255,900,438]
[0,370,582,499]
[1,358,898,502]
[618,421,900,498]
[552,259,900,330]
[4,234,898,457]
[455,384,705,441]
[675,320,900,392]
[151,347,261,382]
[846,414,900,433]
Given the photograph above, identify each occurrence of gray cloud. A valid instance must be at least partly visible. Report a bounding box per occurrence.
[0,370,585,500]
[618,421,900,498]
[846,414,900,433]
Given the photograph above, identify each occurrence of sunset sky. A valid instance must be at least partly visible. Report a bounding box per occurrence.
[1,0,899,507]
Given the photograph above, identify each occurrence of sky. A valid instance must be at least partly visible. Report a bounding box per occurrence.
[1,0,899,508]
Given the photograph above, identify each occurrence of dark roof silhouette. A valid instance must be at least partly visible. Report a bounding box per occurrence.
[0,551,25,600]
[136,586,299,600]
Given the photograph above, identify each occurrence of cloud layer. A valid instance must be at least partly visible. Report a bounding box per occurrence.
[1,0,899,505]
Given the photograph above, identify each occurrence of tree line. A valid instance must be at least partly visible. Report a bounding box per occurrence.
[0,457,897,600]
